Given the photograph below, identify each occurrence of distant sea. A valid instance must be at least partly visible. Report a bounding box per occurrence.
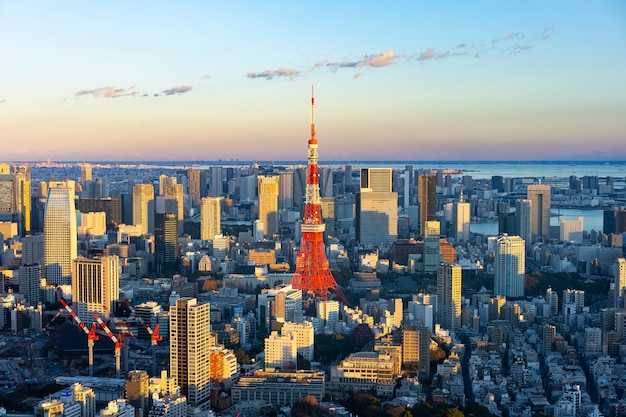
[138,160,626,180]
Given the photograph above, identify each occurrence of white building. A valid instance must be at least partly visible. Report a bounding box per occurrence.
[494,234,525,298]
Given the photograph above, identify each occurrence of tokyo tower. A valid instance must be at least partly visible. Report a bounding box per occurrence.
[291,89,349,306]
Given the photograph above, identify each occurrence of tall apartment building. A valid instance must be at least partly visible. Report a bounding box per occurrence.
[132,184,154,235]
[169,298,212,409]
[200,197,221,241]
[257,176,279,238]
[494,234,525,298]
[527,184,551,242]
[452,193,470,243]
[187,168,206,208]
[154,213,178,276]
[72,256,120,323]
[614,258,626,309]
[437,263,462,333]
[44,186,77,286]
[515,199,532,251]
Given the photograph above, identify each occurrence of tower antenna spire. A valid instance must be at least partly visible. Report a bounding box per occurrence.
[310,85,316,143]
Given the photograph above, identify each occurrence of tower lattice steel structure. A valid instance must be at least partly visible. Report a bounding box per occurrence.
[291,90,349,305]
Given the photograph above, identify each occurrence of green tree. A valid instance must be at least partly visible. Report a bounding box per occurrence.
[234,349,250,364]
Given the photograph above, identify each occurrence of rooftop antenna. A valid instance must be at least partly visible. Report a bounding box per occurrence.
[310,85,316,143]
[460,189,464,203]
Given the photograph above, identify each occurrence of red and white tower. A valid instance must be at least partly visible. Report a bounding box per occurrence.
[291,89,349,305]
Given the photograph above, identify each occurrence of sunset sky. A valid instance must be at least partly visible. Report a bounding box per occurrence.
[1,1,625,162]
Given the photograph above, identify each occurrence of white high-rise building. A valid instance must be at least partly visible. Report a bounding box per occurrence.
[132,184,154,235]
[44,186,77,286]
[453,195,470,243]
[494,234,525,298]
[316,300,339,334]
[282,321,315,361]
[560,216,583,243]
[169,298,211,409]
[264,330,297,371]
[200,197,221,241]
[437,263,462,332]
[72,256,120,324]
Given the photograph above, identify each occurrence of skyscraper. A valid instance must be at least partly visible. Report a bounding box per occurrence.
[12,166,31,236]
[132,184,154,235]
[453,191,470,243]
[437,263,462,333]
[278,171,294,210]
[200,197,221,241]
[423,220,440,273]
[356,189,398,245]
[187,168,206,208]
[527,184,551,242]
[418,174,436,236]
[615,258,626,309]
[154,213,178,276]
[494,234,525,298]
[257,176,279,238]
[208,166,223,197]
[72,255,120,323]
[360,168,393,192]
[516,199,532,251]
[170,298,212,409]
[19,264,42,306]
[44,186,77,286]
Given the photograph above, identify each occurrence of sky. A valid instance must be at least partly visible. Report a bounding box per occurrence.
[1,1,625,162]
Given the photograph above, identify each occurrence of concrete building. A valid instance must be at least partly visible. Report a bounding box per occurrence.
[200,197,221,241]
[132,184,154,235]
[169,298,212,409]
[258,176,279,238]
[424,221,440,273]
[494,234,525,298]
[72,256,120,323]
[527,184,551,242]
[437,263,462,333]
[44,186,77,286]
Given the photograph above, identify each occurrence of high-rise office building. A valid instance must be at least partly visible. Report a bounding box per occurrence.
[516,199,532,251]
[163,182,184,222]
[72,255,120,323]
[208,166,223,197]
[402,325,431,379]
[560,216,583,243]
[418,175,436,235]
[12,166,31,236]
[527,184,551,242]
[278,171,294,210]
[44,187,77,286]
[170,298,212,409]
[78,198,122,230]
[200,197,221,241]
[22,233,45,266]
[356,190,398,245]
[360,168,393,193]
[19,264,42,306]
[437,263,462,332]
[423,221,440,273]
[257,176,279,238]
[187,168,206,208]
[0,163,12,222]
[154,213,178,276]
[132,184,154,235]
[614,258,626,309]
[281,321,315,361]
[494,234,525,298]
[453,191,470,243]
[80,164,93,184]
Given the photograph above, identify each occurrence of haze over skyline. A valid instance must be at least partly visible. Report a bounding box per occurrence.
[1,1,625,162]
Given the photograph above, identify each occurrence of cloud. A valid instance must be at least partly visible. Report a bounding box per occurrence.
[509,44,532,53]
[202,73,213,79]
[0,99,5,103]
[417,48,436,61]
[162,85,193,95]
[353,73,362,79]
[75,86,139,98]
[326,50,404,70]
[505,32,525,41]
[539,27,554,40]
[246,68,300,80]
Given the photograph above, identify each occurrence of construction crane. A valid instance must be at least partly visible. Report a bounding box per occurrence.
[59,299,99,377]
[94,313,126,379]
[43,309,65,334]
[128,305,162,376]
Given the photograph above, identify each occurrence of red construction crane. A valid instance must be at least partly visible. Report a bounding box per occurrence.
[93,313,126,379]
[43,309,64,333]
[59,299,99,377]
